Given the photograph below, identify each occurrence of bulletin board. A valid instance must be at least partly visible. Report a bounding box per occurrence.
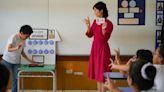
[21,28,61,65]
[118,0,145,25]
[156,0,164,26]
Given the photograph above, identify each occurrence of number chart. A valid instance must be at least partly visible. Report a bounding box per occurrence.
[22,29,57,64]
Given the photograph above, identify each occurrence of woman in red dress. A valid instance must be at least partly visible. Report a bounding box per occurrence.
[84,1,113,92]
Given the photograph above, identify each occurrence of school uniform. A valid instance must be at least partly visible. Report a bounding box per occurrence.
[153,65,164,92]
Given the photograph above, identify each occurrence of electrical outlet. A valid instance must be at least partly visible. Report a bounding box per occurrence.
[65,69,73,74]
[74,71,83,76]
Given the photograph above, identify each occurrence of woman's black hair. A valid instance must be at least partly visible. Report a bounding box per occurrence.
[19,25,33,35]
[136,49,153,63]
[93,1,108,18]
[129,59,156,90]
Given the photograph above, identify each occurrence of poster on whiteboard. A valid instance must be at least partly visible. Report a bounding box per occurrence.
[29,29,48,40]
[21,28,58,65]
[118,0,145,25]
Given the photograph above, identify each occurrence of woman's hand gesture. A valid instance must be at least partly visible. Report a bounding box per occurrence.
[84,17,90,28]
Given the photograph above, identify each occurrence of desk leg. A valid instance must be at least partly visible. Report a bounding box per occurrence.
[18,71,25,92]
[21,77,24,92]
[17,77,19,92]
[54,72,56,92]
[50,71,56,92]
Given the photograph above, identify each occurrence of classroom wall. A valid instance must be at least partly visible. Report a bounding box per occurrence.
[0,0,161,55]
[0,0,49,53]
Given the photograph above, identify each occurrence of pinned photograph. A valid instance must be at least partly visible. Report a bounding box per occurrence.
[48,30,55,39]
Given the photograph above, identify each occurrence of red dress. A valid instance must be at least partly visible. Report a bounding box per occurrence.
[86,19,113,82]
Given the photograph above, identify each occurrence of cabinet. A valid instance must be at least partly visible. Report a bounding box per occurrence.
[57,60,97,90]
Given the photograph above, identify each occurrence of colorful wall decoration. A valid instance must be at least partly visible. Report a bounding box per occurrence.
[118,0,145,25]
[22,28,57,64]
[156,0,164,26]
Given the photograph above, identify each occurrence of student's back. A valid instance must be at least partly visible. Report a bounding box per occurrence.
[153,65,164,91]
[153,44,164,91]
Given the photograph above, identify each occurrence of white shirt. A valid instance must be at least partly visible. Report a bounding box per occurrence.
[141,89,162,92]
[153,65,164,92]
[2,34,25,64]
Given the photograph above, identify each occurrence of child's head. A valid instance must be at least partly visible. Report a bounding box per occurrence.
[93,1,108,18]
[136,49,153,63]
[128,59,156,91]
[153,44,164,64]
[19,25,33,40]
[0,64,10,92]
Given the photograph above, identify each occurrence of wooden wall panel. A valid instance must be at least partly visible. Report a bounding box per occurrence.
[0,55,132,90]
[59,61,96,90]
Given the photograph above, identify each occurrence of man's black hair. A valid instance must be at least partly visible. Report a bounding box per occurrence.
[19,25,33,35]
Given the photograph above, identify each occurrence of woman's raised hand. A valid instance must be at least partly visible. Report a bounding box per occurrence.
[84,17,90,28]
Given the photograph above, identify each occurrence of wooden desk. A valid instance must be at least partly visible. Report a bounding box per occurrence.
[17,65,56,92]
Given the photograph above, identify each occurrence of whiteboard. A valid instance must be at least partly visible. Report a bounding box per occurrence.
[0,0,161,56]
[53,0,160,55]
[0,0,49,54]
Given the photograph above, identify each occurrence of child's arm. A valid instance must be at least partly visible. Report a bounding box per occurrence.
[21,50,34,63]
[109,58,129,76]
[111,64,129,72]
[126,56,137,66]
[8,43,22,52]
[114,48,122,64]
[104,78,123,92]
[114,48,130,76]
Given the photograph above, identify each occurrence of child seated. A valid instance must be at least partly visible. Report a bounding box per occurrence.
[104,59,157,92]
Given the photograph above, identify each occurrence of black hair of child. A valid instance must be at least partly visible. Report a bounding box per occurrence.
[129,59,156,90]
[19,25,33,35]
[136,49,153,63]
